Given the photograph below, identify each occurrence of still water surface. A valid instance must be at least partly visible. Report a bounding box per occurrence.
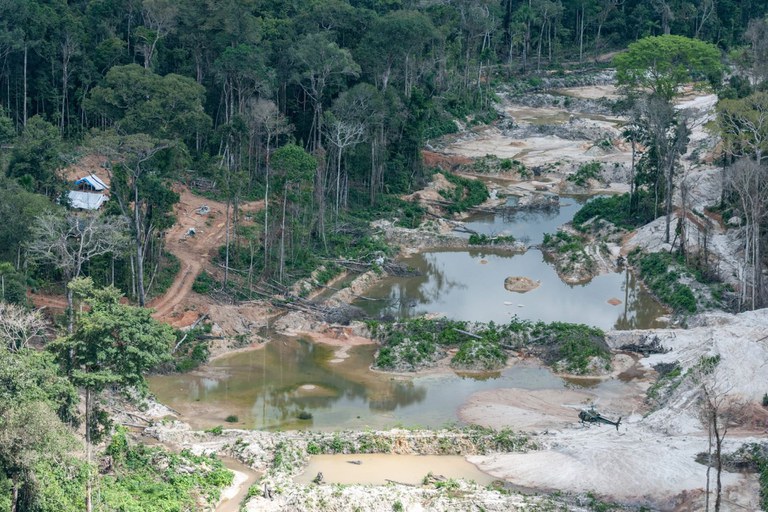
[354,249,667,330]
[150,337,632,431]
[295,454,496,485]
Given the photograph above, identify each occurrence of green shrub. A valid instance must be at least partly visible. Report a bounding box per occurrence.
[573,193,655,231]
[468,233,516,246]
[438,171,489,214]
[192,271,215,294]
[225,415,238,423]
[96,429,233,509]
[529,322,610,374]
[567,161,602,187]
[452,338,507,370]
[633,252,697,313]
[205,425,223,435]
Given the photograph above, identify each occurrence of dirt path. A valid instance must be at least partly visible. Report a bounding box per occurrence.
[148,187,262,326]
[28,292,68,313]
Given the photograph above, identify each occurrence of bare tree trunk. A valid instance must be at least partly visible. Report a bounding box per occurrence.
[705,416,712,511]
[578,3,584,63]
[714,414,723,512]
[85,387,93,512]
[22,44,27,127]
[134,185,146,306]
[66,285,74,334]
[279,184,288,283]
[263,169,270,276]
[10,480,18,512]
[224,197,230,286]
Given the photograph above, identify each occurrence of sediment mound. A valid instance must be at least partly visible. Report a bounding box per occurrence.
[504,276,540,293]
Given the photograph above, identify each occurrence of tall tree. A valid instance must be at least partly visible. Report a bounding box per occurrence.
[0,344,77,512]
[614,35,723,102]
[269,144,316,283]
[0,303,46,352]
[86,64,211,149]
[49,277,174,512]
[615,35,721,242]
[137,0,178,69]
[291,33,360,152]
[7,116,64,197]
[724,159,768,309]
[92,133,179,306]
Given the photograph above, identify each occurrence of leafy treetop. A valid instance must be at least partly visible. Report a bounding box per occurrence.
[49,278,175,393]
[614,35,723,101]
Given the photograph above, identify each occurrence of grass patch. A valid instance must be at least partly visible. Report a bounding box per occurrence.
[567,161,602,187]
[146,251,181,300]
[542,231,585,254]
[192,270,215,294]
[98,428,232,509]
[471,154,529,177]
[353,195,426,229]
[529,322,610,374]
[452,338,506,370]
[372,317,609,375]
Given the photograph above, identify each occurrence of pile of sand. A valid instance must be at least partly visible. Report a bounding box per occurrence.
[504,276,540,293]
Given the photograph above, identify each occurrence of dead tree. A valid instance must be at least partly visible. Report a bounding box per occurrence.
[726,159,768,310]
[27,212,128,331]
[696,362,746,512]
[0,303,46,351]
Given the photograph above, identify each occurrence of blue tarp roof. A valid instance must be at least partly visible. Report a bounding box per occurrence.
[74,174,108,191]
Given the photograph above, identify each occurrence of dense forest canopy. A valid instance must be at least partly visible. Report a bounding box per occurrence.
[0,0,765,301]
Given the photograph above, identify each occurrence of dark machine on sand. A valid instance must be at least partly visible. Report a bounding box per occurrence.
[579,407,621,430]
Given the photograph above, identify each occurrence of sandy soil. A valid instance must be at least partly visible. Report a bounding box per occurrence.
[442,129,632,169]
[504,276,541,293]
[469,428,760,510]
[290,326,376,364]
[28,291,68,315]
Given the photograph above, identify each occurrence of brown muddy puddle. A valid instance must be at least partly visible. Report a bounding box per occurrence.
[294,454,496,486]
[149,339,637,432]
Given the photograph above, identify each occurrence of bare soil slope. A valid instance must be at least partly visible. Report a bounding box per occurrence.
[149,187,263,326]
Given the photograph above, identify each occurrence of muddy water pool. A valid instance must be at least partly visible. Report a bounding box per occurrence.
[149,339,632,431]
[150,193,664,433]
[294,454,496,486]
